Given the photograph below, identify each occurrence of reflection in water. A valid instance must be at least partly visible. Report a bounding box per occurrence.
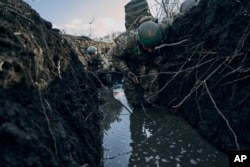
[100,87,229,167]
[100,86,132,167]
[129,110,229,167]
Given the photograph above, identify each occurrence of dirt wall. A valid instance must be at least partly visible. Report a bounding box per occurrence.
[159,0,250,152]
[0,0,104,166]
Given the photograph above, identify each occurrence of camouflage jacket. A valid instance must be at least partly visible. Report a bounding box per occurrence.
[87,51,111,73]
[108,22,169,77]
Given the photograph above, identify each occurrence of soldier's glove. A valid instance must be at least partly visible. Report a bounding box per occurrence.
[127,72,139,84]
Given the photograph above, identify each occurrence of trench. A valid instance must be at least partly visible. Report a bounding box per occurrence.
[99,85,229,167]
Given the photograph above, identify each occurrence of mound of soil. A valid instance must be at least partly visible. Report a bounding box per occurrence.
[159,0,250,151]
[0,0,111,166]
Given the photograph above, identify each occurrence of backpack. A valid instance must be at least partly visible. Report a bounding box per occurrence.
[113,0,158,44]
[124,0,158,30]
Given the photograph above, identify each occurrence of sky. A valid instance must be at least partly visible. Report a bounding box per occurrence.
[24,0,156,38]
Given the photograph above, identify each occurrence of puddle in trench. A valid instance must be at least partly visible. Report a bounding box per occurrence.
[99,86,229,167]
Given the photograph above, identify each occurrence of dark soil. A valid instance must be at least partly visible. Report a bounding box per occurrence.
[159,0,250,152]
[0,0,112,166]
[0,0,249,166]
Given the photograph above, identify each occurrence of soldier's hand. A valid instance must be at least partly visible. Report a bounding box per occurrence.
[132,76,139,84]
[127,72,139,84]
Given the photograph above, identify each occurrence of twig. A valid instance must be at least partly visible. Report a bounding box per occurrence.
[195,86,205,123]
[86,70,106,89]
[172,57,228,108]
[224,21,250,67]
[42,98,58,155]
[5,6,34,23]
[57,60,62,79]
[222,75,250,86]
[85,112,93,121]
[204,81,240,150]
[155,39,189,50]
[111,94,133,115]
[0,60,3,71]
[161,0,168,18]
[159,57,216,75]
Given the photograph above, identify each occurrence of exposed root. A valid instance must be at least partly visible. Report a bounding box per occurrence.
[204,81,240,151]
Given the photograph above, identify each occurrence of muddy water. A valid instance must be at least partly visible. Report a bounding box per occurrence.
[99,86,229,167]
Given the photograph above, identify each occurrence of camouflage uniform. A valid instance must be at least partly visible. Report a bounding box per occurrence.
[108,23,168,107]
[87,51,112,87]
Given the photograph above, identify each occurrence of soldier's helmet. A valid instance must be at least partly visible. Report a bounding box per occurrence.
[137,20,162,48]
[87,46,97,55]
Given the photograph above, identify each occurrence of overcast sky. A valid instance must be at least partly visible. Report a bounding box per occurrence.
[24,0,156,37]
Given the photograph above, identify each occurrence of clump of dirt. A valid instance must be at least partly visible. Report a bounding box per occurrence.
[0,0,110,166]
[159,0,250,151]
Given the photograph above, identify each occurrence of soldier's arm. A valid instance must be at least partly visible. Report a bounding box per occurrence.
[99,53,110,71]
[108,35,138,83]
[108,37,130,74]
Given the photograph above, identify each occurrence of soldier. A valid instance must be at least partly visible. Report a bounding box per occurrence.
[108,20,169,108]
[86,46,112,88]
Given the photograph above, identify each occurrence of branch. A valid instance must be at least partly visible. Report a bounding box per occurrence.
[41,97,58,155]
[172,56,227,108]
[204,81,240,151]
[155,39,189,49]
[161,0,168,17]
[5,6,34,23]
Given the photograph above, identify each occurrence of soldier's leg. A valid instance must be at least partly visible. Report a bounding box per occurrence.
[105,73,113,87]
[123,76,140,107]
[140,68,159,105]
